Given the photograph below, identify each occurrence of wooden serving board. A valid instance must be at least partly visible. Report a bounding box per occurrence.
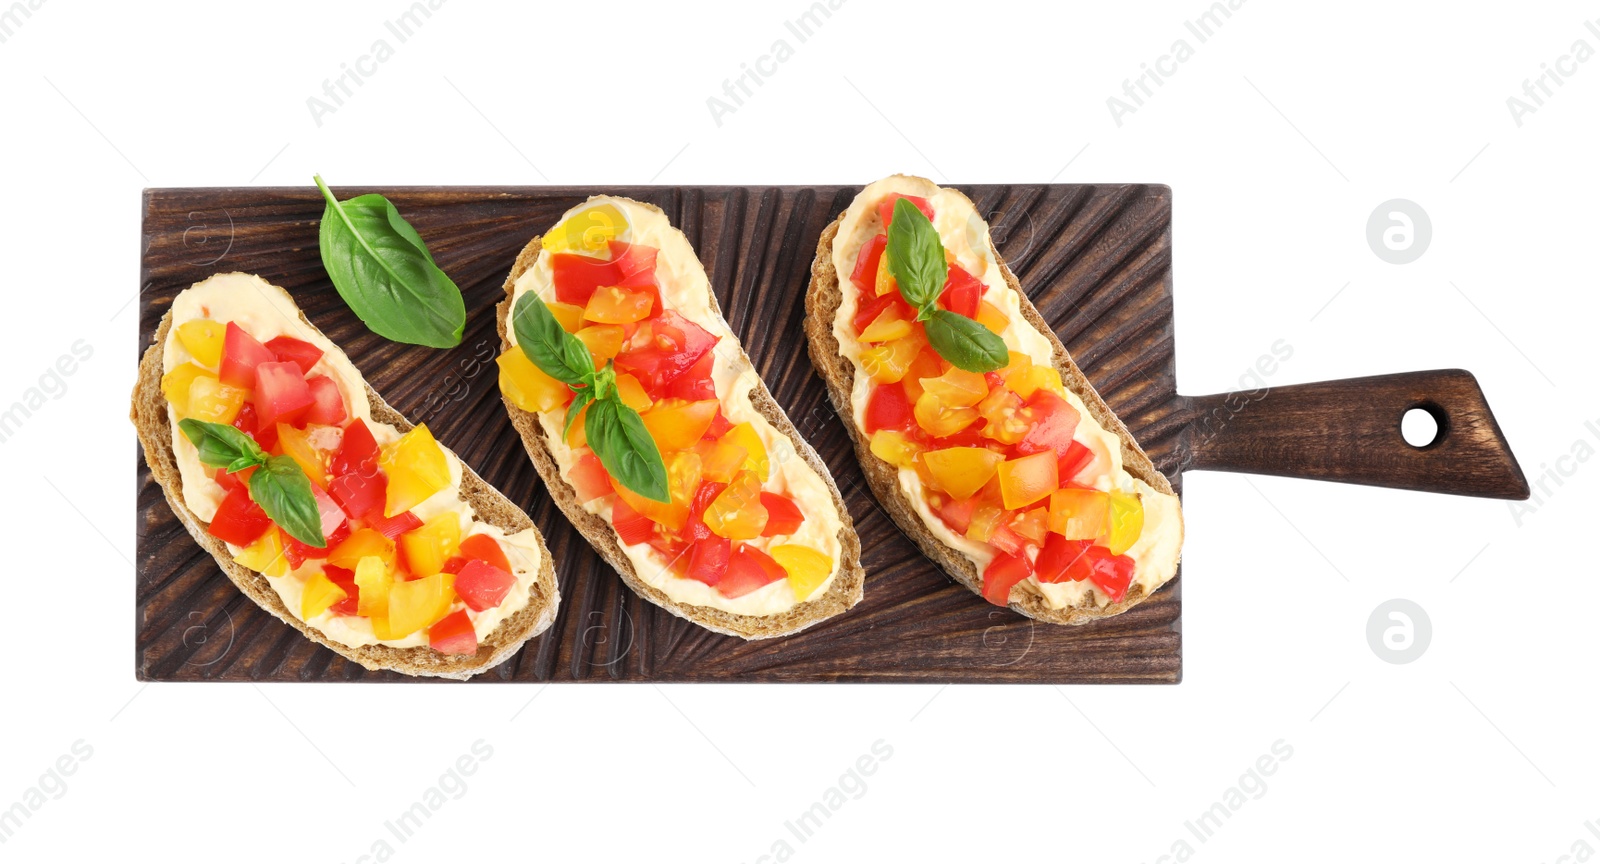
[135,184,1526,684]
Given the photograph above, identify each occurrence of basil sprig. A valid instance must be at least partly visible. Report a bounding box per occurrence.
[178,419,326,548]
[511,292,669,502]
[314,174,466,349]
[884,198,1009,373]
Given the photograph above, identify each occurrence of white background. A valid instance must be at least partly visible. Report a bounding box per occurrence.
[2,1,1596,861]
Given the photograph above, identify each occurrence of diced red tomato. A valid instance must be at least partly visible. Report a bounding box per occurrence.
[331,419,380,477]
[685,481,725,544]
[876,193,935,227]
[685,536,730,585]
[303,376,346,426]
[1015,390,1082,462]
[612,495,655,546]
[231,403,277,452]
[930,426,989,450]
[1034,534,1093,583]
[759,493,804,536]
[550,253,618,306]
[1058,441,1095,482]
[938,495,979,535]
[664,350,717,401]
[607,241,660,292]
[614,311,718,394]
[939,263,983,319]
[284,522,348,570]
[717,545,788,598]
[309,483,349,537]
[849,234,888,292]
[369,510,423,541]
[329,469,385,520]
[569,452,614,503]
[324,565,359,615]
[454,559,516,611]
[852,290,914,336]
[265,336,324,375]
[864,383,915,434]
[988,524,1029,558]
[705,408,735,439]
[253,361,315,427]
[982,552,1033,606]
[218,322,275,388]
[1080,546,1135,603]
[646,533,690,573]
[429,609,478,655]
[213,466,255,494]
[207,485,272,546]
[443,533,513,576]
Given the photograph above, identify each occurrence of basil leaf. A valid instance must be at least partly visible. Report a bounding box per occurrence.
[564,387,594,440]
[886,197,946,309]
[249,455,326,548]
[314,174,466,349]
[923,309,1009,373]
[178,419,266,472]
[511,291,595,388]
[585,398,668,503]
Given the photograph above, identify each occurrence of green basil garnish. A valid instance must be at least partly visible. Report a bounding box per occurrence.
[883,197,1008,373]
[509,292,669,502]
[178,419,326,548]
[314,174,466,349]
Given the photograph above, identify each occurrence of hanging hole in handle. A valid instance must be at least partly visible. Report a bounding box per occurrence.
[1401,402,1449,449]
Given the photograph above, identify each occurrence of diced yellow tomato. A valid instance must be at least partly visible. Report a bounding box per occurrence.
[704,470,768,540]
[186,376,247,426]
[1048,488,1110,540]
[566,401,590,449]
[998,351,1032,390]
[641,399,719,452]
[615,372,652,412]
[613,478,689,531]
[869,430,923,469]
[998,451,1058,510]
[900,348,945,402]
[1022,366,1066,399]
[858,307,913,343]
[353,555,393,618]
[542,202,626,255]
[977,388,1028,445]
[719,422,769,482]
[547,301,586,334]
[380,425,451,517]
[234,528,290,576]
[666,450,703,511]
[965,505,1005,544]
[161,363,213,414]
[584,286,654,324]
[399,513,461,577]
[301,570,347,619]
[976,300,1009,335]
[860,331,928,384]
[1105,491,1144,555]
[918,368,988,408]
[874,250,897,297]
[497,348,571,413]
[176,319,227,368]
[328,528,398,572]
[921,447,1003,500]
[384,572,457,638]
[695,438,748,483]
[914,390,978,438]
[1010,507,1049,544]
[576,325,625,366]
[770,544,832,602]
[276,422,329,487]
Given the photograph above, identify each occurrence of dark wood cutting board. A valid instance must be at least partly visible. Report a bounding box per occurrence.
[135,184,1526,684]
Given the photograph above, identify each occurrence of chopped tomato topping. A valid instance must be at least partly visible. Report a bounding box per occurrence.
[718,545,788,598]
[429,609,478,655]
[849,234,888,293]
[207,484,272,546]
[454,559,516,611]
[981,552,1032,606]
[759,493,804,536]
[218,322,275,388]
[265,336,324,375]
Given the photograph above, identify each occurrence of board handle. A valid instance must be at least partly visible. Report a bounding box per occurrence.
[1174,369,1529,499]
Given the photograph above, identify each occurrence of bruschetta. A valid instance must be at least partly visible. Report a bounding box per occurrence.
[804,175,1183,623]
[495,197,863,639]
[132,273,560,679]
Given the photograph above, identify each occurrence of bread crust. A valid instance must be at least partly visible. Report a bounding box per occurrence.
[495,205,864,640]
[132,293,560,680]
[804,199,1183,624]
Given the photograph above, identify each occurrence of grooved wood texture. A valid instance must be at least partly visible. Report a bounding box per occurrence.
[137,184,1186,683]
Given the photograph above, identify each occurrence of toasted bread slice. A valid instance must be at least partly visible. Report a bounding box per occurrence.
[496,198,864,639]
[804,177,1183,624]
[132,278,559,679]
